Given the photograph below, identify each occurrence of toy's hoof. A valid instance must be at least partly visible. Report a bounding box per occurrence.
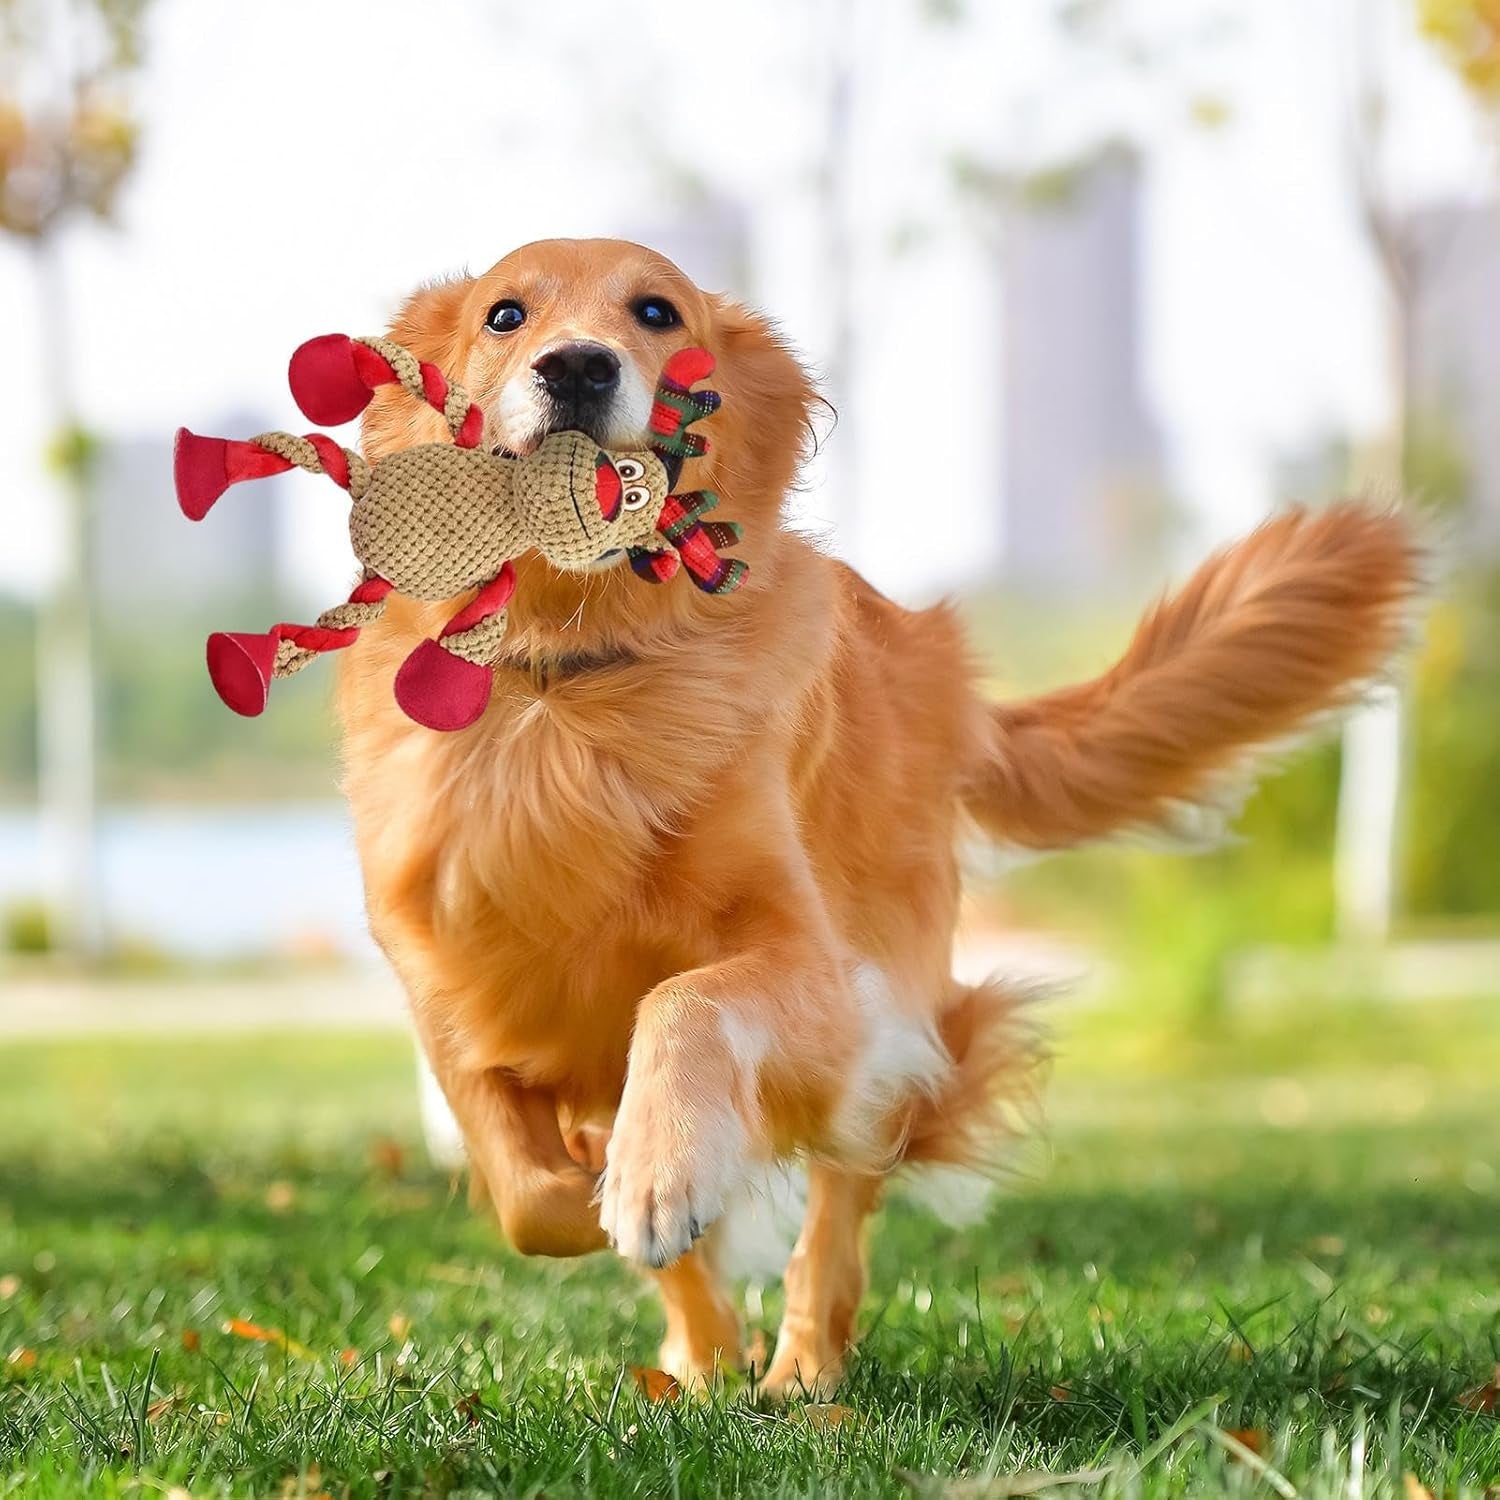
[206,631,277,716]
[174,429,232,519]
[393,639,493,732]
[288,334,371,425]
[662,347,715,387]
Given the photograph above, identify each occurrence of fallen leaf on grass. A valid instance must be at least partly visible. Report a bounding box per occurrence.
[1048,1384,1072,1402]
[455,1391,487,1426]
[1200,1425,1296,1500]
[223,1318,313,1360]
[369,1137,406,1178]
[387,1312,412,1341]
[337,1347,359,1368]
[0,1275,19,1300]
[630,1365,681,1402]
[180,1329,201,1353]
[1458,1365,1500,1413]
[276,1465,331,1500]
[1225,1428,1267,1456]
[264,1180,297,1214]
[146,1389,187,1423]
[1228,1339,1255,1364]
[795,1403,859,1431]
[1404,1474,1435,1500]
[5,1347,36,1371]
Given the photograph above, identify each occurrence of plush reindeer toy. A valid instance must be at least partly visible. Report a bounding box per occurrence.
[173,337,741,730]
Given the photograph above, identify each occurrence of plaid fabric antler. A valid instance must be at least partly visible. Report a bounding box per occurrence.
[627,348,748,595]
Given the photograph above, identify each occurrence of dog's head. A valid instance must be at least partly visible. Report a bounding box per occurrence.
[362,239,815,648]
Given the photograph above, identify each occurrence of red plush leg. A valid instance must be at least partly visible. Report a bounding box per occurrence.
[206,631,280,716]
[393,640,494,732]
[174,430,292,519]
[440,563,516,637]
[393,568,515,731]
[288,334,380,426]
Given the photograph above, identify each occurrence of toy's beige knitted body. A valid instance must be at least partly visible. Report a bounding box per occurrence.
[349,435,672,595]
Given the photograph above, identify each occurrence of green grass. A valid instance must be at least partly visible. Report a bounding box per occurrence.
[2,1001,1498,1498]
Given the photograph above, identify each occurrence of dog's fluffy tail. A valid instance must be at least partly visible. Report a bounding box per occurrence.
[962,500,1429,852]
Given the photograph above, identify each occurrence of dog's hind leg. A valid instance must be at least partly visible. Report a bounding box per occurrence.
[653,1235,741,1389]
[759,1165,884,1401]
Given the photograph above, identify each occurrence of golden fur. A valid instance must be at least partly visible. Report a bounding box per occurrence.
[338,238,1426,1394]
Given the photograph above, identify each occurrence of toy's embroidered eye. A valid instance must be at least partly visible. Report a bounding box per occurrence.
[485,300,526,334]
[633,297,679,330]
[622,485,652,511]
[614,458,645,482]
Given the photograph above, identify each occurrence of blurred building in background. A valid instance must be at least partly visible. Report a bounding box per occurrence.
[1407,200,1500,548]
[92,417,279,614]
[998,148,1167,595]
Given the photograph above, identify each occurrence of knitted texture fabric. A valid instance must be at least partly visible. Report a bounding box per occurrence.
[253,430,371,500]
[271,573,393,678]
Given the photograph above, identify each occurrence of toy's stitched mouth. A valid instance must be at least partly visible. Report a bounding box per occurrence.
[566,443,595,542]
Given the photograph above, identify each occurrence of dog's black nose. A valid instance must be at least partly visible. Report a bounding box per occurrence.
[532,341,621,397]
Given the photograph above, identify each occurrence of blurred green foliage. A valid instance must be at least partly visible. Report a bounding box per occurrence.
[1406,562,1500,919]
[0,597,35,796]
[2,896,51,953]
[0,601,339,802]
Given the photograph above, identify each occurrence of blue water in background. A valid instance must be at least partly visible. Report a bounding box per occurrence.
[0,802,378,959]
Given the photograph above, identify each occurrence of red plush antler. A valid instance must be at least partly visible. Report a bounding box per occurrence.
[288,334,485,447]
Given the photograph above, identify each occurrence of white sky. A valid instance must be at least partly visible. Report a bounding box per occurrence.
[1,0,1493,603]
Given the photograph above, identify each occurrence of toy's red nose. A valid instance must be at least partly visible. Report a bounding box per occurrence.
[595,452,622,522]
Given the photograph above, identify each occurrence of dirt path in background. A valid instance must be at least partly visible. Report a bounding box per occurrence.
[0,934,1094,1038]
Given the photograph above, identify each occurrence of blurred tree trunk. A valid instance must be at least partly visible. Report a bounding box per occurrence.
[1334,0,1430,946]
[2,0,150,958]
[821,0,861,553]
[31,236,104,956]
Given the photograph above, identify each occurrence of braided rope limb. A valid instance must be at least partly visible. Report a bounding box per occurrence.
[352,336,484,447]
[271,573,393,679]
[251,430,371,500]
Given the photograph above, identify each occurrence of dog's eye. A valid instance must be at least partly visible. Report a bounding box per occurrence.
[622,485,652,511]
[614,458,645,482]
[633,297,679,330]
[485,300,526,334]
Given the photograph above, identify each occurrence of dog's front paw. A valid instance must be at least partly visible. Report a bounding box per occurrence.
[598,1089,750,1268]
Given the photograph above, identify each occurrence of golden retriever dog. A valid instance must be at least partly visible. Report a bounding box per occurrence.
[338,238,1424,1395]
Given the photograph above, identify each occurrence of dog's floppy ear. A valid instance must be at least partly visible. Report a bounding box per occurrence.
[707,296,817,506]
[362,273,477,460]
